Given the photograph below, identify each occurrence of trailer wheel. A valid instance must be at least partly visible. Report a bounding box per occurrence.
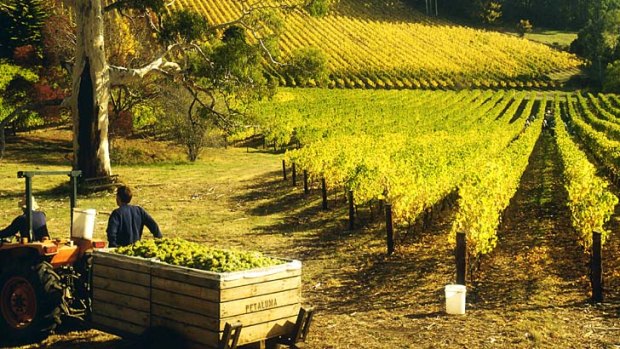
[0,261,62,343]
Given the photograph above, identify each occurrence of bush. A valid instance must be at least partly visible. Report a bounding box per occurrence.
[306,0,333,17]
[109,139,186,165]
[516,19,533,37]
[603,60,620,92]
[285,47,329,87]
[480,1,502,24]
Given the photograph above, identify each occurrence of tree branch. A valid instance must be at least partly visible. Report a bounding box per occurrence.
[244,24,286,66]
[182,84,237,131]
[108,45,183,86]
[104,0,133,13]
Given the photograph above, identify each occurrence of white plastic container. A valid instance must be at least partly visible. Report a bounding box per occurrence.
[72,208,97,239]
[445,284,467,315]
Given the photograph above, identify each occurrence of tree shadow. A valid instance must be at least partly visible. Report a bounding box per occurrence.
[308,201,458,316]
[233,165,460,316]
[1,181,107,203]
[2,134,72,167]
[332,0,434,24]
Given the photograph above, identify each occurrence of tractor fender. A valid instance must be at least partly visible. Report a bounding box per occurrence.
[0,247,43,275]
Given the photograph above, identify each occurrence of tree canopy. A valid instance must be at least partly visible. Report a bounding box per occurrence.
[0,0,48,59]
[570,0,620,86]
[411,0,601,29]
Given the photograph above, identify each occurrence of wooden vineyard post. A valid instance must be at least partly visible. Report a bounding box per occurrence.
[321,178,328,210]
[303,170,309,194]
[456,232,466,285]
[385,203,394,255]
[282,160,287,181]
[348,190,354,231]
[292,163,297,186]
[591,231,603,303]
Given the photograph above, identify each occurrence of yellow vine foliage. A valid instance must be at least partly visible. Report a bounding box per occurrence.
[253,88,541,257]
[561,94,620,249]
[174,0,582,88]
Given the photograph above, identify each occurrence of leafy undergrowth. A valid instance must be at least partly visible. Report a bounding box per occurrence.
[1,129,620,348]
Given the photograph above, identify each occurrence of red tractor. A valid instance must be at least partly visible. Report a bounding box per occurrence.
[0,170,105,344]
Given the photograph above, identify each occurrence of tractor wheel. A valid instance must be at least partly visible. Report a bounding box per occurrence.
[0,261,63,343]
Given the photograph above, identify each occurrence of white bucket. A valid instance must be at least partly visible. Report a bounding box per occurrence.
[445,284,467,315]
[72,208,97,239]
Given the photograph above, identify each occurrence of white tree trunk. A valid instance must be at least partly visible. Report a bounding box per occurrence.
[71,0,112,179]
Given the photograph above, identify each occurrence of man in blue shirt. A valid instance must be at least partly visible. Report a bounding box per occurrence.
[106,186,162,247]
[0,197,49,242]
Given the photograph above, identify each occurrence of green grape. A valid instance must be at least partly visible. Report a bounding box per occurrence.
[113,238,282,272]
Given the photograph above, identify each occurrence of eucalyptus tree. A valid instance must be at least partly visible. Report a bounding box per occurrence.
[67,0,303,179]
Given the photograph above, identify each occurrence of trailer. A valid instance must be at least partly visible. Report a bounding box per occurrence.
[90,249,313,349]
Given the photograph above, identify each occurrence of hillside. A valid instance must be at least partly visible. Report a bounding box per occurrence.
[172,0,582,88]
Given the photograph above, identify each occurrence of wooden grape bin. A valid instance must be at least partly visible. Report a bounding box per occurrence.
[90,249,304,348]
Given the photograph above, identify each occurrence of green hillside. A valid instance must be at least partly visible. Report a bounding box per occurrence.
[172,0,581,88]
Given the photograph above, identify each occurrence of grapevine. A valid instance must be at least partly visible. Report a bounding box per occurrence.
[255,89,535,237]
[554,95,618,249]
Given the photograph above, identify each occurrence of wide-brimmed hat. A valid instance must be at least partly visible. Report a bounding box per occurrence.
[18,196,39,210]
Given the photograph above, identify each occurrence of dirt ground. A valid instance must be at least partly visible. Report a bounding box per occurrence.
[1,128,620,348]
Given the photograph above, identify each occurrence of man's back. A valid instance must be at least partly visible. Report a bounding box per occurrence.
[106,204,161,247]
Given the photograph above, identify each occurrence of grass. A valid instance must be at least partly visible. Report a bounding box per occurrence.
[0,128,291,254]
[524,30,577,48]
[500,27,578,49]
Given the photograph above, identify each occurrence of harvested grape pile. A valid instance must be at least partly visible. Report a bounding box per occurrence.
[114,238,282,272]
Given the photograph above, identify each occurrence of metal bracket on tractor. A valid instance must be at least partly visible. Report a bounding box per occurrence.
[17,170,82,243]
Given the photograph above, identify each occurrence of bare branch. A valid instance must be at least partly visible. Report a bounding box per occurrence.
[188,43,212,65]
[181,84,238,131]
[103,0,137,13]
[109,45,183,86]
[144,9,161,33]
[60,96,72,109]
[244,24,286,66]
[61,60,74,77]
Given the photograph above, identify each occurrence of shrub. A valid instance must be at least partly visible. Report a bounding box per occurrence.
[306,0,334,17]
[285,47,329,87]
[603,60,620,93]
[516,19,533,37]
